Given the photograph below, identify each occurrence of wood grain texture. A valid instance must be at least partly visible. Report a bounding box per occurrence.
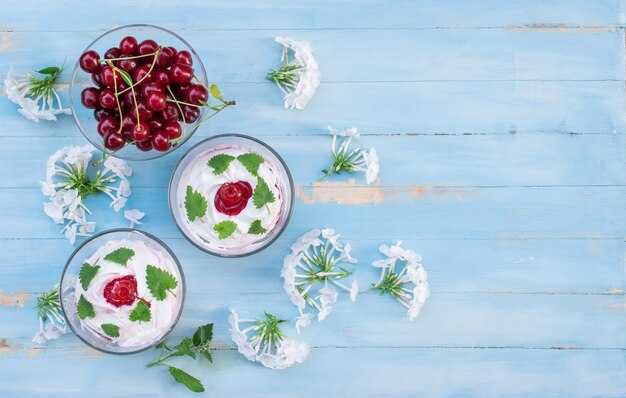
[0,1,624,397]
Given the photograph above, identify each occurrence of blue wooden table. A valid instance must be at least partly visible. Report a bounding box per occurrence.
[1,1,625,396]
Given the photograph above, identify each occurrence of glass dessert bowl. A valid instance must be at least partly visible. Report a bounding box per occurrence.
[60,228,185,354]
[69,24,209,160]
[169,134,294,257]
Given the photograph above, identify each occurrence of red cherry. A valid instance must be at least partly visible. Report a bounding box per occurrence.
[118,55,139,74]
[169,63,194,85]
[119,36,138,55]
[159,103,180,122]
[137,39,158,56]
[151,130,171,152]
[148,119,164,132]
[174,85,189,101]
[121,91,136,110]
[132,64,154,85]
[100,66,122,88]
[99,88,117,109]
[79,51,102,73]
[121,114,136,133]
[168,46,178,57]
[91,72,105,88]
[135,101,154,121]
[181,105,200,123]
[156,47,175,68]
[154,70,171,86]
[104,47,122,61]
[214,181,253,216]
[130,122,150,142]
[103,275,138,307]
[186,84,208,104]
[164,121,182,139]
[97,116,120,137]
[81,87,101,109]
[146,91,166,112]
[104,131,126,150]
[136,139,153,151]
[174,50,193,66]
[141,82,164,98]
[94,108,115,121]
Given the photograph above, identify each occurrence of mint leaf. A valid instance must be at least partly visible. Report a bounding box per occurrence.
[77,295,95,320]
[174,337,196,359]
[252,177,276,209]
[104,247,135,266]
[168,366,204,393]
[146,264,178,301]
[129,300,151,322]
[192,323,213,347]
[248,220,267,235]
[184,185,207,222]
[36,66,61,75]
[237,153,264,176]
[79,262,100,290]
[214,220,237,240]
[101,323,120,338]
[207,153,235,175]
[118,69,134,87]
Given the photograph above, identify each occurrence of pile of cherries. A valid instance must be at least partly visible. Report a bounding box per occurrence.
[79,36,208,152]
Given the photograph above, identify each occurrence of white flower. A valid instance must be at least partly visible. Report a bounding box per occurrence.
[349,280,359,302]
[43,200,65,224]
[63,145,94,166]
[110,196,127,212]
[64,223,78,244]
[44,322,65,340]
[78,222,96,234]
[338,242,357,264]
[317,304,332,321]
[318,287,338,306]
[39,180,56,197]
[32,331,47,345]
[124,209,144,228]
[295,313,313,334]
[324,125,379,184]
[290,228,322,253]
[362,148,380,184]
[117,179,132,197]
[103,157,132,179]
[62,189,81,211]
[277,338,309,363]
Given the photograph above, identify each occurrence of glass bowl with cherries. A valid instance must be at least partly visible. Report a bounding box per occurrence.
[69,24,234,161]
[169,135,294,257]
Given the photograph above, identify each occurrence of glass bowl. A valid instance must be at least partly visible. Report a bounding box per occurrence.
[69,24,208,161]
[60,228,186,355]
[169,134,294,257]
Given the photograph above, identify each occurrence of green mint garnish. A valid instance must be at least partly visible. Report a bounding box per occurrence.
[129,300,151,322]
[252,177,276,209]
[248,220,267,235]
[237,153,264,176]
[207,154,235,175]
[77,295,95,320]
[104,247,135,266]
[184,185,207,222]
[101,323,120,338]
[79,261,100,290]
[146,265,178,301]
[214,220,237,240]
[168,367,204,393]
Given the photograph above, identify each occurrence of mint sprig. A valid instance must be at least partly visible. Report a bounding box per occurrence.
[104,247,135,266]
[237,153,264,176]
[148,323,214,393]
[77,295,95,320]
[207,154,235,175]
[101,323,120,338]
[252,177,276,209]
[129,300,151,322]
[248,220,267,235]
[146,265,178,301]
[79,261,100,290]
[214,220,237,240]
[184,185,207,222]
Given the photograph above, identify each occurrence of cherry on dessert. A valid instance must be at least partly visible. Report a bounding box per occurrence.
[97,116,120,137]
[141,82,164,98]
[186,84,208,104]
[214,181,253,216]
[174,50,193,66]
[133,64,154,85]
[81,87,101,109]
[118,55,139,74]
[148,119,164,132]
[136,139,153,151]
[164,121,182,139]
[151,130,171,152]
[159,103,179,122]
[146,91,167,112]
[119,36,138,55]
[130,122,150,142]
[103,275,138,307]
[181,105,200,123]
[169,63,194,85]
[99,88,117,109]
[137,39,159,56]
[100,66,122,88]
[156,47,175,69]
[104,47,122,61]
[104,131,126,150]
[79,50,102,73]
[154,70,170,86]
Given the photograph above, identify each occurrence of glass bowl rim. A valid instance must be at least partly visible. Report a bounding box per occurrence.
[59,227,187,355]
[68,23,209,161]
[168,134,295,258]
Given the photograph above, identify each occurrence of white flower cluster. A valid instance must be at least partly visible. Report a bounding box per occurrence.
[4,65,70,122]
[281,228,359,332]
[271,36,321,110]
[40,145,134,244]
[32,284,68,345]
[325,126,380,184]
[229,309,309,370]
[372,242,430,321]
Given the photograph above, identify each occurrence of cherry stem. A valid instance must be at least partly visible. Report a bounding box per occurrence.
[99,52,157,62]
[116,49,161,96]
[107,61,125,134]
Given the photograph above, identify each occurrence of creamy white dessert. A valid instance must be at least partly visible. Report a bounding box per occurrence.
[73,238,182,348]
[175,145,284,252]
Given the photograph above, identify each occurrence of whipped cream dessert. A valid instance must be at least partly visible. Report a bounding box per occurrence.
[175,145,284,252]
[73,238,182,348]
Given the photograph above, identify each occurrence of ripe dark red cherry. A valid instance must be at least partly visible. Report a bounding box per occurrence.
[135,101,154,121]
[118,55,139,73]
[156,47,175,68]
[214,181,253,216]
[164,121,182,139]
[146,92,166,112]
[104,131,126,150]
[130,122,150,142]
[97,116,120,137]
[99,88,117,109]
[174,50,193,66]
[182,105,200,123]
[103,275,138,307]
[137,39,158,56]
[121,114,136,133]
[79,50,102,73]
[133,64,154,84]
[169,63,194,85]
[175,85,189,100]
[159,103,179,122]
[151,130,171,151]
[186,84,208,104]
[154,70,171,86]
[148,119,164,132]
[104,47,122,61]
[81,87,101,109]
[91,72,105,88]
[136,139,153,151]
[141,82,164,98]
[100,66,122,88]
[119,36,138,55]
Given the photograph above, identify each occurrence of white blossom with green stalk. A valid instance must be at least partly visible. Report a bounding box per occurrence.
[322,126,380,184]
[33,284,68,344]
